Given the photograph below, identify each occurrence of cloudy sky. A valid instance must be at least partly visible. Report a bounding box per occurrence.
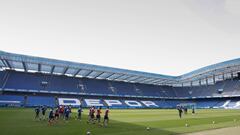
[0,0,239,76]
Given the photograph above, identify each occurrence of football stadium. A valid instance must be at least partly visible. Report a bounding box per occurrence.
[1,0,240,135]
[1,50,240,135]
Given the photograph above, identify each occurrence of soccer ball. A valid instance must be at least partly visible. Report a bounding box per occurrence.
[87,131,91,135]
[146,127,150,131]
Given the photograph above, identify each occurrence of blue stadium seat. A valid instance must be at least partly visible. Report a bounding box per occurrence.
[26,96,55,107]
[0,95,24,107]
[3,70,240,99]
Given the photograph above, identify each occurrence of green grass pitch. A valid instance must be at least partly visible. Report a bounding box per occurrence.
[0,108,240,135]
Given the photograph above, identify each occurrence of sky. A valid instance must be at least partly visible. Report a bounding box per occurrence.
[0,0,240,76]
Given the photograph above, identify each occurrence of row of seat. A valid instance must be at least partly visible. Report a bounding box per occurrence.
[1,71,240,98]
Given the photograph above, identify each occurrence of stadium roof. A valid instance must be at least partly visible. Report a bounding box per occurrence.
[0,50,240,86]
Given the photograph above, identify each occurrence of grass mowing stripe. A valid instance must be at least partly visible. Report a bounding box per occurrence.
[0,108,240,135]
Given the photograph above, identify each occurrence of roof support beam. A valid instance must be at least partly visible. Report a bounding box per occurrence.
[0,59,7,67]
[151,81,162,84]
[112,74,127,80]
[62,67,69,75]
[73,69,81,77]
[148,79,164,84]
[22,61,27,72]
[104,73,115,79]
[141,78,158,84]
[38,64,41,72]
[156,79,169,84]
[121,76,136,81]
[0,60,4,69]
[84,70,93,77]
[4,60,12,69]
[206,77,208,85]
[213,75,216,84]
[139,78,154,84]
[94,72,105,79]
[50,65,55,74]
[127,76,142,82]
[108,74,124,80]
[134,77,149,83]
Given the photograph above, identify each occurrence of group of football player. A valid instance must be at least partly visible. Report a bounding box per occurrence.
[87,106,110,127]
[34,105,110,127]
[35,105,72,125]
